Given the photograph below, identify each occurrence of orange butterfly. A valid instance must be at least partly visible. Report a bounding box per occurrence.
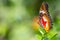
[32,2,52,32]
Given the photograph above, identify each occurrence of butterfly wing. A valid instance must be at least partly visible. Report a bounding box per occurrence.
[39,2,52,32]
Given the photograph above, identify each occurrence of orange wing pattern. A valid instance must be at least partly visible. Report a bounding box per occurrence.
[39,2,52,32]
[32,2,52,32]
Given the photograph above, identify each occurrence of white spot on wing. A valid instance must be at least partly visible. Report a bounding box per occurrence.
[39,10,45,14]
[43,16,47,21]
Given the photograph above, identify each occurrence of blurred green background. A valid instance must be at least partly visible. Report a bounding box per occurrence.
[0,0,60,40]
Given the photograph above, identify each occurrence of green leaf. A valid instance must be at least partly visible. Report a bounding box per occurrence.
[35,34,42,40]
[46,28,57,40]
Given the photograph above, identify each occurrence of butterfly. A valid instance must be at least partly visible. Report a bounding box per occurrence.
[39,2,52,32]
[32,2,52,32]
